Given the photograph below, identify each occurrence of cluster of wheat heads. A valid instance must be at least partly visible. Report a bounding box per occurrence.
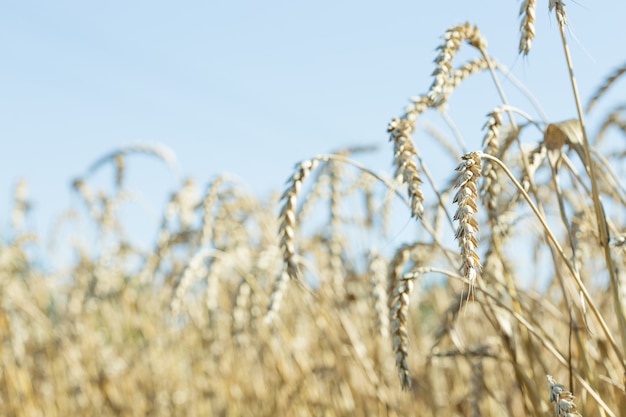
[270,3,626,416]
[0,2,625,416]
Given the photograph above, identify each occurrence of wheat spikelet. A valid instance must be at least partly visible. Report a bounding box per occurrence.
[519,0,536,55]
[547,375,583,416]
[453,152,483,293]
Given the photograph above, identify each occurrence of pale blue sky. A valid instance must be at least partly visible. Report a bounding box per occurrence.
[1,1,625,248]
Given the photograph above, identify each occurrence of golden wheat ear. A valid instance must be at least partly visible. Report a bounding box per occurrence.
[453,152,483,297]
[518,0,537,56]
[265,158,320,324]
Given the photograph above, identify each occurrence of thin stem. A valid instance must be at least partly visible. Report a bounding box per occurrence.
[555,7,626,367]
[481,152,624,366]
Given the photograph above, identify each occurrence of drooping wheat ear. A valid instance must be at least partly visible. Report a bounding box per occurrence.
[265,159,319,323]
[518,0,536,55]
[453,152,483,294]
[480,109,503,217]
[368,250,389,341]
[388,116,425,218]
[389,271,418,390]
[428,22,487,106]
[279,158,319,282]
[546,375,583,416]
[85,143,179,186]
[586,62,626,113]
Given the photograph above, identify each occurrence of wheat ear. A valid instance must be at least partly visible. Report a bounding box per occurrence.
[518,0,536,55]
[266,159,319,323]
[547,375,583,416]
[453,152,482,295]
[389,272,416,390]
[388,115,425,219]
[480,109,503,217]
[428,22,487,106]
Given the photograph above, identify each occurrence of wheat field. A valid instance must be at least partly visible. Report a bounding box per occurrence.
[1,2,625,416]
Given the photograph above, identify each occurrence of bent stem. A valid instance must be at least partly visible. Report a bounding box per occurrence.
[554,4,626,366]
[481,152,625,367]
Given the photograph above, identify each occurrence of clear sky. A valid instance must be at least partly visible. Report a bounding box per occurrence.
[2,1,625,249]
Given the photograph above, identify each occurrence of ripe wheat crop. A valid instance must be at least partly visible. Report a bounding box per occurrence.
[1,2,625,416]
